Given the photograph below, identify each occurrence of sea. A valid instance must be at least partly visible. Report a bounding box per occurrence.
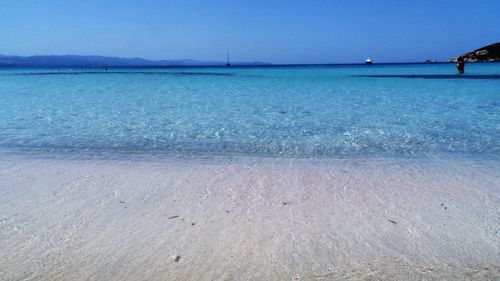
[1,63,499,160]
[1,63,500,280]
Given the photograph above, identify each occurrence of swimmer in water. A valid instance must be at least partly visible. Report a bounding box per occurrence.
[456,56,465,74]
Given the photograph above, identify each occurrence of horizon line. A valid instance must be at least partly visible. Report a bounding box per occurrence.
[2,62,491,68]
[0,53,464,66]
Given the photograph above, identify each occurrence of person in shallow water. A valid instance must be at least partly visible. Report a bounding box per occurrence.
[456,56,465,74]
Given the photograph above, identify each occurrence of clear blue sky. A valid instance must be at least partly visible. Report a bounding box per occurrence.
[1,0,499,64]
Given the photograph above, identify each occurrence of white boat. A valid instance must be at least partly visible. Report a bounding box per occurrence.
[365,57,373,64]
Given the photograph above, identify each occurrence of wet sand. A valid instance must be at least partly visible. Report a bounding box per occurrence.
[0,154,499,280]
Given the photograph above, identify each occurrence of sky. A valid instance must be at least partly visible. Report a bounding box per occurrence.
[1,0,499,64]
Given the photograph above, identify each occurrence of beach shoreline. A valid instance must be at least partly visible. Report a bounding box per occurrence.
[1,153,498,280]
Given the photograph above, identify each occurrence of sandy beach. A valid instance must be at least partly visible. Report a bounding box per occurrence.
[2,1,499,280]
[0,154,498,280]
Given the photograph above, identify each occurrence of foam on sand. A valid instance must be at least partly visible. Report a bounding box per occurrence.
[0,154,499,280]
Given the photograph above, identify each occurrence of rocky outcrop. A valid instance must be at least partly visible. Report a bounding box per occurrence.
[450,42,500,62]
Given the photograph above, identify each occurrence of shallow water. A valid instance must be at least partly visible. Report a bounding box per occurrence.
[0,156,499,280]
[1,64,500,280]
[1,63,499,158]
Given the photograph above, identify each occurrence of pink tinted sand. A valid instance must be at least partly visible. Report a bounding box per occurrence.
[0,154,499,280]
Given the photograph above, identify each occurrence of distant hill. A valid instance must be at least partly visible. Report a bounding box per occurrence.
[0,54,271,67]
[450,42,500,62]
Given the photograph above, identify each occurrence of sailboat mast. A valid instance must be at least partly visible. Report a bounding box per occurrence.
[226,50,230,66]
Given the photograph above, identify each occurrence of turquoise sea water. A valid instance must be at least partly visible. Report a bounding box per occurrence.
[1,63,499,158]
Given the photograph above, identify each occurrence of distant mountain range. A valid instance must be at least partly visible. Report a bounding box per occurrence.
[0,54,271,67]
[450,42,500,62]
